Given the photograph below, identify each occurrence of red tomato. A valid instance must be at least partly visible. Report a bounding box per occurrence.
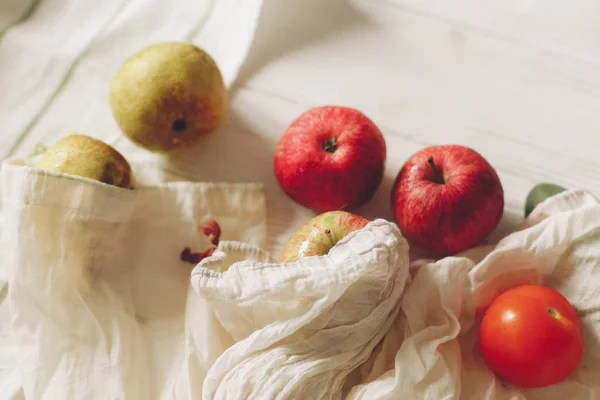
[478,284,583,388]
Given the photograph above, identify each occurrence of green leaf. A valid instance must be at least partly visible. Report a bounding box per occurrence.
[525,183,567,217]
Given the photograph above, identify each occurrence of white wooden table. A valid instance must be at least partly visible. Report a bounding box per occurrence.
[3,0,600,257]
[204,0,600,255]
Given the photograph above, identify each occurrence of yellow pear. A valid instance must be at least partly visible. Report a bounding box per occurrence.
[109,42,227,153]
[36,134,133,188]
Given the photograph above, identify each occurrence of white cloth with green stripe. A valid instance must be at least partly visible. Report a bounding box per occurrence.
[0,0,265,397]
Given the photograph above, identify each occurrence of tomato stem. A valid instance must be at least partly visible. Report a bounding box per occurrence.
[547,307,560,319]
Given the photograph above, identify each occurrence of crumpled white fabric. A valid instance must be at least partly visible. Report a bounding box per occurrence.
[2,153,600,400]
[190,219,410,399]
[173,188,600,400]
[0,161,267,399]
[344,189,600,399]
[0,159,412,400]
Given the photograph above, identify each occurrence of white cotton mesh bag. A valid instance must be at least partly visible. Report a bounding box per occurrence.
[0,160,267,399]
[189,218,411,400]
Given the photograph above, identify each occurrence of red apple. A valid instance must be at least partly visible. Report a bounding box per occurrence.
[274,106,386,212]
[391,145,504,255]
[279,211,370,263]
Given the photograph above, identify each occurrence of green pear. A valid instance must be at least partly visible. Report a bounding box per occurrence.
[279,211,370,263]
[110,42,227,153]
[36,134,132,188]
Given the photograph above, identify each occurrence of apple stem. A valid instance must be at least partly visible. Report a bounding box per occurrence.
[325,229,336,247]
[427,156,445,184]
[322,137,337,153]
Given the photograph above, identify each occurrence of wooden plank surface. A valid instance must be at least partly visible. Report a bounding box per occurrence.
[4,0,600,258]
[227,0,600,255]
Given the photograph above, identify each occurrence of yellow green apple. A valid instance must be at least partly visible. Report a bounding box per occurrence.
[279,210,370,263]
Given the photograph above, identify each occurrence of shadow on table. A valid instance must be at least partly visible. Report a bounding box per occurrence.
[484,209,523,246]
[236,0,373,84]
[354,170,396,223]
[163,109,304,255]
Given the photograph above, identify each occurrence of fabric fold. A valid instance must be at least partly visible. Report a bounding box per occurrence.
[191,220,410,400]
[347,190,600,400]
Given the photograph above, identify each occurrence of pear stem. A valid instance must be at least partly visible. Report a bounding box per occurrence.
[325,229,336,247]
[427,156,445,184]
[172,119,188,133]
